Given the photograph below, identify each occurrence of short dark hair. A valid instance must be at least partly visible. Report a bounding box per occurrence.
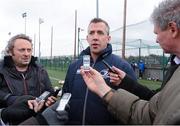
[88,18,110,35]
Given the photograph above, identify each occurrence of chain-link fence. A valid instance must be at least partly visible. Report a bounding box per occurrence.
[40,56,73,71]
[40,20,170,81]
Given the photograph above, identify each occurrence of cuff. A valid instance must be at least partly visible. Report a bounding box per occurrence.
[6,95,17,106]
[102,89,115,105]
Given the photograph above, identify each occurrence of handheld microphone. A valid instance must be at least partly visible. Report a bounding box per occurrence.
[102,60,116,73]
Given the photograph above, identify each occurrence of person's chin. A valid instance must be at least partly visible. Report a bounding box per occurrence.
[91,48,101,53]
[22,61,30,65]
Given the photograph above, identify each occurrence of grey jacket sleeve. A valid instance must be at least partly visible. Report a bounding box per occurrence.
[107,89,159,125]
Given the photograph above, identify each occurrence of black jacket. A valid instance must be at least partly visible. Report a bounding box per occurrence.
[0,56,54,108]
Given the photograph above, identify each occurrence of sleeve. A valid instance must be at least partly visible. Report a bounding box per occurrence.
[19,116,41,125]
[0,75,13,107]
[1,95,36,124]
[107,89,158,124]
[119,75,156,100]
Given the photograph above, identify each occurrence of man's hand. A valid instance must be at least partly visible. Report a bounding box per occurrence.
[28,99,45,113]
[45,96,57,107]
[109,66,126,86]
[80,66,111,98]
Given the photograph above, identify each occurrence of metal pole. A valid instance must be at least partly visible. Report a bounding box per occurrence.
[50,26,53,62]
[38,18,44,63]
[22,12,27,34]
[34,34,36,56]
[139,39,142,62]
[122,0,127,59]
[39,19,41,63]
[77,27,80,57]
[25,16,27,34]
[74,10,77,60]
[96,0,99,18]
[162,52,165,80]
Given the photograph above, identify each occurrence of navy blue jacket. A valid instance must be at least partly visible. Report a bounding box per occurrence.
[63,44,137,124]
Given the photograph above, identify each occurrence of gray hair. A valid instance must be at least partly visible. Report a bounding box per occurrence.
[88,18,110,35]
[150,0,180,30]
[5,34,32,55]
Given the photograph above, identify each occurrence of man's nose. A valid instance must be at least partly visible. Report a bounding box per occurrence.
[92,33,99,40]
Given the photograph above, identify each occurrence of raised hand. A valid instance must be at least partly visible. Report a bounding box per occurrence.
[80,66,111,98]
[109,66,126,86]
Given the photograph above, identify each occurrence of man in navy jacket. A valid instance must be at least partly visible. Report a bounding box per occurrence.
[62,18,137,124]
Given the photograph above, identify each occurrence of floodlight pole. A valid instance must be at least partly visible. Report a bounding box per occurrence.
[77,27,84,57]
[38,18,44,63]
[122,0,127,59]
[138,39,142,62]
[96,0,99,18]
[34,34,36,56]
[77,27,80,58]
[22,12,27,34]
[50,26,53,62]
[74,10,77,60]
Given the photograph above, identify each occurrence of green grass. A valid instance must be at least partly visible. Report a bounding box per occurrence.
[46,69,67,87]
[47,68,162,90]
[138,79,161,90]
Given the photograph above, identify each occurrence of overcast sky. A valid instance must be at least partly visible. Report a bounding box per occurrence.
[0,0,163,58]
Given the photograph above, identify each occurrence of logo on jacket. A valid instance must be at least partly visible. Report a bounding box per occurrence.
[100,69,110,79]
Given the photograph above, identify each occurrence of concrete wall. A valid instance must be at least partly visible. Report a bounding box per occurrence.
[134,66,166,81]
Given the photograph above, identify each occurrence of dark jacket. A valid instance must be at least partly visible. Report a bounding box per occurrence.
[107,65,180,124]
[62,44,137,124]
[0,56,54,108]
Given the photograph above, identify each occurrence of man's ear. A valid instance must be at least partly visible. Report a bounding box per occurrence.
[107,36,111,43]
[168,21,179,38]
[86,35,89,43]
[8,50,13,56]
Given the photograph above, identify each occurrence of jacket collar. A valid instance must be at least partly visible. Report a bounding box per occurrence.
[4,56,38,68]
[80,43,112,60]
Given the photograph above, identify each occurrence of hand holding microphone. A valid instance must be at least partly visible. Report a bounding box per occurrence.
[102,60,126,86]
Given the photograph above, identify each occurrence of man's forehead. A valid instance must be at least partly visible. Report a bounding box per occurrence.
[89,22,106,27]
[88,23,106,31]
[14,39,31,44]
[13,39,32,48]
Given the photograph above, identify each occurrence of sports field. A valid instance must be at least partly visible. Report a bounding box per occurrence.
[47,69,161,90]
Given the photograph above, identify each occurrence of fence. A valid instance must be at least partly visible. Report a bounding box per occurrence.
[40,56,73,71]
[40,20,170,81]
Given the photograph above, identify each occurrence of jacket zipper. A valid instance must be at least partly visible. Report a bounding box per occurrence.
[21,73,28,95]
[82,62,95,125]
